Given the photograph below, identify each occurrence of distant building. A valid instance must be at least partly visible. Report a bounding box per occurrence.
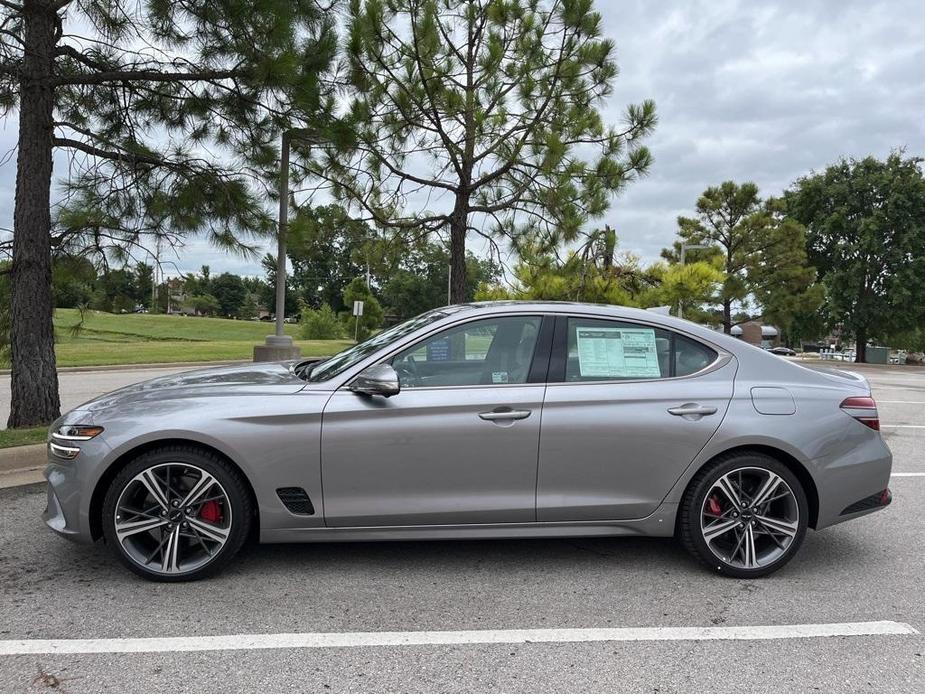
[166,278,196,315]
[726,321,780,348]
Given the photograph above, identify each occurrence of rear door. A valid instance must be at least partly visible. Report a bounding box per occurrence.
[321,314,554,527]
[536,315,735,521]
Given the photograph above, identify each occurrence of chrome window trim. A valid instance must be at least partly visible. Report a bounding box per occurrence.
[327,308,733,392]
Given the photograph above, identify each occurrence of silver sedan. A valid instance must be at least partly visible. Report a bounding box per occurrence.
[43,302,893,581]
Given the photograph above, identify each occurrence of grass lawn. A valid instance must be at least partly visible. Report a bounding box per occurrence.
[0,426,47,449]
[38,309,352,368]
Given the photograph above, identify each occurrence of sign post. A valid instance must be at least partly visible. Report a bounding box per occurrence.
[352,300,364,342]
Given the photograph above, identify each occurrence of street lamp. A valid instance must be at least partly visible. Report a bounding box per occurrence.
[677,243,709,319]
[254,128,316,362]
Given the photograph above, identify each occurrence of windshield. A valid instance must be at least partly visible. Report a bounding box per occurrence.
[302,307,467,383]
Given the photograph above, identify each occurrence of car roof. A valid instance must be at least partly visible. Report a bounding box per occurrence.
[450,300,723,339]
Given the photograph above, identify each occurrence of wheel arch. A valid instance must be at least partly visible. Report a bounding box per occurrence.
[89,438,260,541]
[681,444,820,530]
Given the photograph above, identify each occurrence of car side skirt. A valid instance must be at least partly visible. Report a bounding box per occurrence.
[260,503,679,543]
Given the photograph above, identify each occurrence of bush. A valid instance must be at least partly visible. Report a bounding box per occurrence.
[301,304,344,339]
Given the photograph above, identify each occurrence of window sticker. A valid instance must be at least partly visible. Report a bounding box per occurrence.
[575,326,661,378]
[426,337,450,361]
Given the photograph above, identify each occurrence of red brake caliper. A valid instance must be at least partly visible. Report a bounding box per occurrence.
[707,495,723,516]
[199,500,223,524]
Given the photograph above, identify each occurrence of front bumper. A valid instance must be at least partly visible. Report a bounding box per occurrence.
[42,435,111,544]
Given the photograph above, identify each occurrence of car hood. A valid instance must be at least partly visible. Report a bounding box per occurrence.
[78,361,307,414]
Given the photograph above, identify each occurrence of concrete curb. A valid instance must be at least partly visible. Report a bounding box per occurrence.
[0,444,46,489]
[0,467,44,489]
[0,444,46,473]
[0,359,248,376]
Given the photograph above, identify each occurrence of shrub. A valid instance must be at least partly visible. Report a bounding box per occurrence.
[301,304,344,339]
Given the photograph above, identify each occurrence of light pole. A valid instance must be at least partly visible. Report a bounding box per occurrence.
[254,128,315,362]
[677,243,709,319]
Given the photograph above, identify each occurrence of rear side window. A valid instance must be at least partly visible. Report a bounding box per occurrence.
[563,318,716,382]
[675,333,717,377]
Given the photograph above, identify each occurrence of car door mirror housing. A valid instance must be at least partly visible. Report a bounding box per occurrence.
[350,363,400,397]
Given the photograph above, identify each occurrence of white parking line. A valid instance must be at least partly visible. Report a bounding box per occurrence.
[891,472,925,477]
[880,425,925,429]
[0,621,916,655]
[877,401,925,404]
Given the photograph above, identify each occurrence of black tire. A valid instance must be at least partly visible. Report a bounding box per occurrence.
[101,445,253,582]
[678,452,808,578]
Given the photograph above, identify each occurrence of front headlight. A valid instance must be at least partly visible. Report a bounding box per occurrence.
[49,425,104,460]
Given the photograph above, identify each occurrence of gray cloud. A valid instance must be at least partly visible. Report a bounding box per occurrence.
[600,0,925,261]
[1,0,923,273]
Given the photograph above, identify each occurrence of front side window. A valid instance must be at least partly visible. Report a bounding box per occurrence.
[304,307,468,382]
[392,316,542,388]
[564,318,716,382]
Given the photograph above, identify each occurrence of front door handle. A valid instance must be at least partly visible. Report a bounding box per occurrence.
[667,403,717,420]
[479,408,532,421]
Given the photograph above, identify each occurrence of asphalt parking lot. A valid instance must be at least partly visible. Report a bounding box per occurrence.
[1,365,923,692]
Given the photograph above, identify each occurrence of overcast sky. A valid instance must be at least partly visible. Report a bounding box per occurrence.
[1,0,923,277]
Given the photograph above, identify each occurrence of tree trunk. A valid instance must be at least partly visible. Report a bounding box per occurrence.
[723,300,732,334]
[8,1,60,427]
[855,328,867,364]
[448,202,467,304]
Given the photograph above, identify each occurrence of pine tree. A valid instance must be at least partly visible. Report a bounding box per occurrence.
[308,0,656,303]
[0,0,336,425]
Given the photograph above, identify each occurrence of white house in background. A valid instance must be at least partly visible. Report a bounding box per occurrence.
[724,321,780,348]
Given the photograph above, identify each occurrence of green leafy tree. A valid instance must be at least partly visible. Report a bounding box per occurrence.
[51,256,97,308]
[785,154,925,363]
[239,295,260,321]
[210,273,248,317]
[309,0,655,303]
[260,254,300,318]
[189,294,221,317]
[477,227,722,312]
[133,262,154,308]
[0,0,337,426]
[287,204,379,312]
[380,242,500,319]
[341,277,383,341]
[300,303,345,339]
[671,182,817,333]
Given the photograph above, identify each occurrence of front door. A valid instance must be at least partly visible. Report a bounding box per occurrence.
[537,316,734,521]
[321,315,550,527]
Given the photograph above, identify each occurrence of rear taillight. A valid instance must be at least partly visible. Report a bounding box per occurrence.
[840,396,880,431]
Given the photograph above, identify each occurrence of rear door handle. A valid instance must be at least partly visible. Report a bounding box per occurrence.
[479,408,532,421]
[667,403,717,419]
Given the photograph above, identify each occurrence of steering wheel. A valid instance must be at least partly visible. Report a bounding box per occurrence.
[393,355,419,388]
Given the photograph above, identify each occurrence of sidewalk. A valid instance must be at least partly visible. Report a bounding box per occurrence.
[0,444,46,488]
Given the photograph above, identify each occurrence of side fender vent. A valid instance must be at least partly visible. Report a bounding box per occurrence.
[276,487,315,515]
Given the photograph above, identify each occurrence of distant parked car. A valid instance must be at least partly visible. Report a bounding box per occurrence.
[259,315,273,322]
[768,346,796,356]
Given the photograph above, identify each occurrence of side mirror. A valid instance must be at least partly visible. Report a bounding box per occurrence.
[350,363,400,397]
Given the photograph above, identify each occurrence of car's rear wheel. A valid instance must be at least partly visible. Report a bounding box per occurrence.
[101,446,252,581]
[679,452,808,578]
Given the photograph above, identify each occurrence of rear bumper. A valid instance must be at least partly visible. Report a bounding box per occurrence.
[814,434,893,530]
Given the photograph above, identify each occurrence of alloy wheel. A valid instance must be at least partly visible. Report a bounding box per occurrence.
[699,466,800,570]
[113,463,232,576]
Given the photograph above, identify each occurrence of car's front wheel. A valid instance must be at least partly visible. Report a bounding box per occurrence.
[101,446,252,581]
[679,452,808,578]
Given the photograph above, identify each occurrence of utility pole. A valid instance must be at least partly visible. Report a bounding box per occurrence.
[254,129,316,361]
